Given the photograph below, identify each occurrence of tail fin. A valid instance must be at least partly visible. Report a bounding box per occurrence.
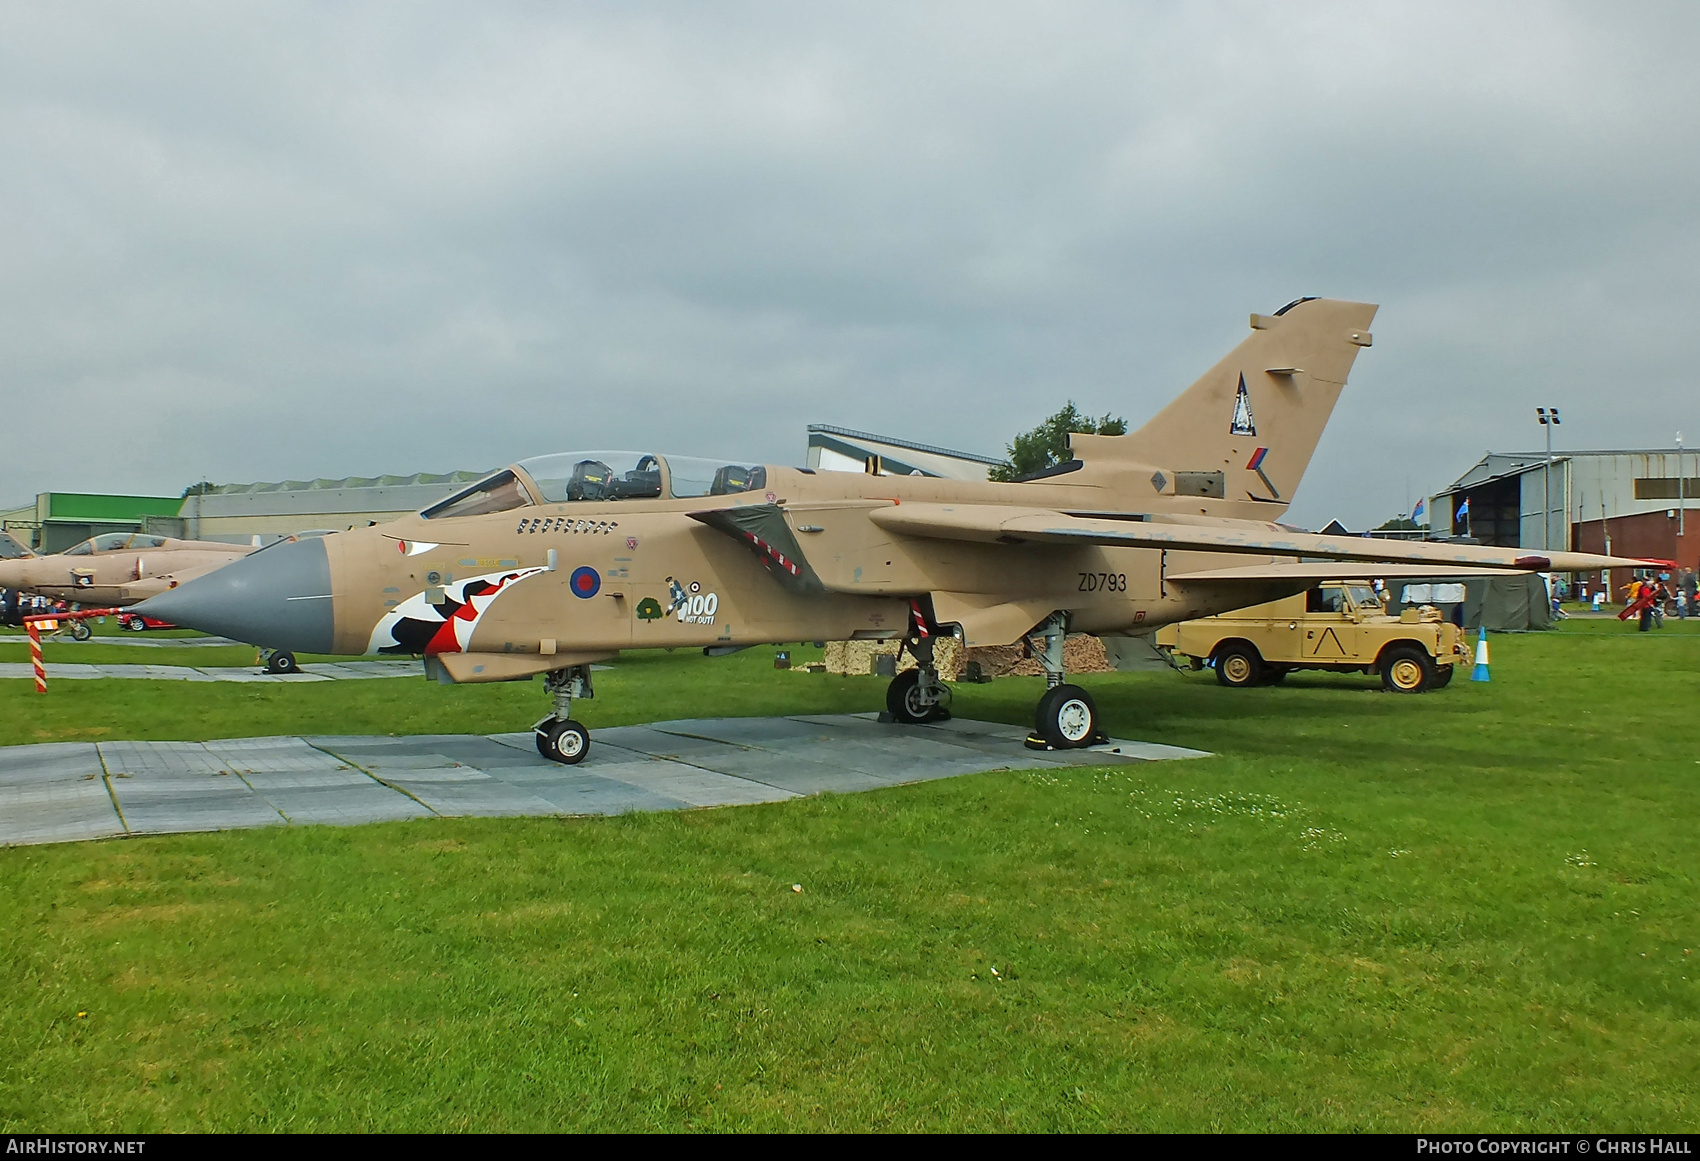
[1069,297,1377,517]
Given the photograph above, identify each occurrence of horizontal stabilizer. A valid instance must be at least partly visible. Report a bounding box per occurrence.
[868,503,1652,573]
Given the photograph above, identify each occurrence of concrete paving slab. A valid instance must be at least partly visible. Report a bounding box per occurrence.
[652,717,837,746]
[394,736,553,772]
[657,745,891,796]
[362,765,488,783]
[592,725,751,762]
[0,780,125,844]
[377,776,560,818]
[0,661,407,683]
[203,737,354,774]
[246,782,433,827]
[2,715,1210,846]
[99,740,232,777]
[509,776,691,816]
[578,756,799,808]
[113,777,287,835]
[0,633,238,648]
[0,742,104,786]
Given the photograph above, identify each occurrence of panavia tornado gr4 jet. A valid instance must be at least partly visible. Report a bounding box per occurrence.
[0,532,254,607]
[134,298,1650,763]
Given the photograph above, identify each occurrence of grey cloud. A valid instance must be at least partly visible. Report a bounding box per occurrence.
[2,2,1697,527]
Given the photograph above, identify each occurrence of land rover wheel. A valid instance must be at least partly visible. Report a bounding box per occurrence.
[1214,642,1264,688]
[1381,646,1435,693]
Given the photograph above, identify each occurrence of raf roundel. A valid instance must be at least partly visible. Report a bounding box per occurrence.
[569,566,601,599]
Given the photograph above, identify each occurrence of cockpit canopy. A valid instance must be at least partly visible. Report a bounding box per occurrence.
[421,452,769,520]
[63,532,169,556]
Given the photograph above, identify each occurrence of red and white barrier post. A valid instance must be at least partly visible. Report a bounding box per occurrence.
[21,607,124,693]
[27,618,45,694]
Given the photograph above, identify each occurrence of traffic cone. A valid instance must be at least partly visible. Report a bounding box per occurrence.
[1470,627,1490,682]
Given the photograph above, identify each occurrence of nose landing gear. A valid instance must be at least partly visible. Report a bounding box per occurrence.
[263,649,298,675]
[536,664,594,764]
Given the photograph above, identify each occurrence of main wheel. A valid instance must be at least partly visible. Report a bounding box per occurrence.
[124,615,146,632]
[886,668,948,723]
[537,718,590,764]
[1381,646,1435,693]
[1035,684,1100,748]
[1214,642,1264,688]
[68,621,92,641]
[266,650,298,675]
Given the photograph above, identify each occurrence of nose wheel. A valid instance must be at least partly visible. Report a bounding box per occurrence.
[536,718,590,764]
[264,650,298,675]
[535,664,596,765]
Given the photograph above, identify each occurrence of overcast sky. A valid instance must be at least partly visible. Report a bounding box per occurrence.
[3,2,1696,528]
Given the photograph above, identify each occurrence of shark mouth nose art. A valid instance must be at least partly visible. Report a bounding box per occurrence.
[368,567,548,655]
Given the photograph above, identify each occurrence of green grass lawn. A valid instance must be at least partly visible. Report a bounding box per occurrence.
[0,624,1696,1131]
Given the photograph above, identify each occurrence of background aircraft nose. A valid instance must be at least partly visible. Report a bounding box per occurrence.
[132,537,334,652]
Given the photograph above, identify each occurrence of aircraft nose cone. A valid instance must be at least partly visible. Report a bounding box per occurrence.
[132,537,334,652]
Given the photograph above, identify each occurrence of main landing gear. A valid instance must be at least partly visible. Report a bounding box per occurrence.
[536,665,594,764]
[1023,612,1106,751]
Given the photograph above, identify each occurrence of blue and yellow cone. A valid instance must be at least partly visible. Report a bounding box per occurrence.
[1470,628,1490,682]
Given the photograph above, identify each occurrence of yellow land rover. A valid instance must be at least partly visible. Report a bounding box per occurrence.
[1154,582,1470,693]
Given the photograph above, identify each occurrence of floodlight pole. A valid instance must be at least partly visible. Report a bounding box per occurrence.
[1536,407,1560,554]
[1679,432,1685,539]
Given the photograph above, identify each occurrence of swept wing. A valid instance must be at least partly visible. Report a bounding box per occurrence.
[866,503,1647,574]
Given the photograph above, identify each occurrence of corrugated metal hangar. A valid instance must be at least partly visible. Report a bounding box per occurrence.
[1430,449,1695,585]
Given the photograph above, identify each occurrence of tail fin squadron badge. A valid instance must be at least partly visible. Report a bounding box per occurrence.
[1230,373,1257,436]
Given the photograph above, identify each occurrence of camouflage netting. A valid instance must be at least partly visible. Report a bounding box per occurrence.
[822,634,1114,679]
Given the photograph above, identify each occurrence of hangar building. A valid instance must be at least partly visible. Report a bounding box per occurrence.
[1429,449,1695,586]
[1,473,485,551]
[176,472,487,541]
[0,492,185,553]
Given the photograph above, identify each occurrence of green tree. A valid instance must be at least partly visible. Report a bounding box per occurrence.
[987,401,1127,482]
[180,481,219,498]
[1374,516,1421,531]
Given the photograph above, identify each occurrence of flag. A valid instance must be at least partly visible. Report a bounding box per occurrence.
[1412,497,1427,524]
[1456,497,1470,518]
